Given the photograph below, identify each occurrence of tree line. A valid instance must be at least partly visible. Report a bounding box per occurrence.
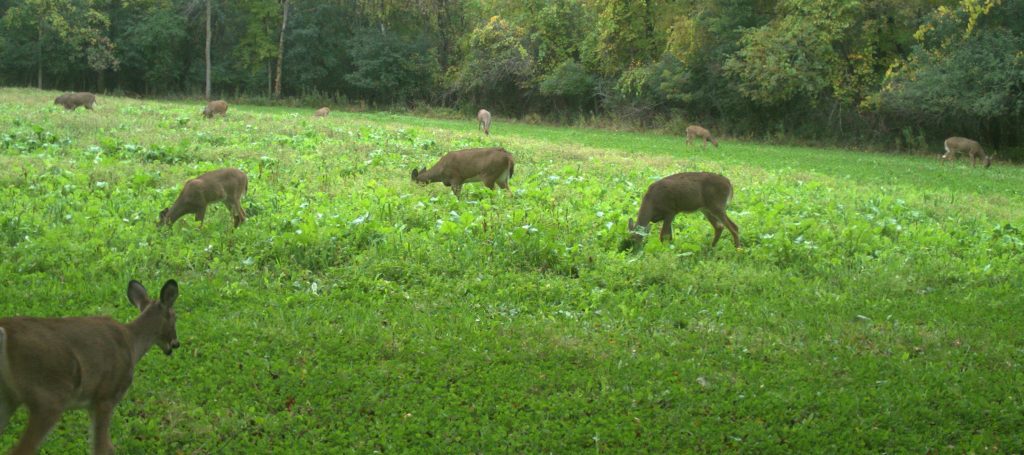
[0,0,1021,157]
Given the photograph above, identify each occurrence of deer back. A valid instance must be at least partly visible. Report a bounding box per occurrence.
[686,125,711,138]
[415,148,512,183]
[447,147,511,181]
[204,100,228,117]
[0,317,134,408]
[643,172,733,217]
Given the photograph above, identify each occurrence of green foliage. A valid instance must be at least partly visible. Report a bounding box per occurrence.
[1,89,1024,452]
[0,0,1023,153]
[446,15,534,112]
[345,29,439,104]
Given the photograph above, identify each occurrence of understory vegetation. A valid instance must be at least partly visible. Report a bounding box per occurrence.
[0,88,1023,452]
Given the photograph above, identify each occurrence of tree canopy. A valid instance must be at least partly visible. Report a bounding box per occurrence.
[0,0,1021,155]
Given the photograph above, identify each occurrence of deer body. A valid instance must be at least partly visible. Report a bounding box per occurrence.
[942,137,992,168]
[685,125,718,148]
[159,168,248,228]
[412,147,514,198]
[54,92,96,111]
[477,109,491,135]
[622,172,739,251]
[202,100,228,118]
[313,107,330,117]
[0,280,180,455]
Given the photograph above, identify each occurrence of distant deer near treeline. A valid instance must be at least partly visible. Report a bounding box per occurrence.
[941,136,992,168]
[54,92,96,111]
[412,147,514,198]
[477,109,492,136]
[621,172,740,251]
[685,125,718,148]
[203,100,228,118]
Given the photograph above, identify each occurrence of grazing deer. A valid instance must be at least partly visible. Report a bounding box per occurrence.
[411,147,514,198]
[477,109,492,136]
[941,136,992,168]
[0,279,180,455]
[159,168,248,228]
[202,100,228,119]
[685,125,718,148]
[54,92,96,111]
[620,172,740,251]
[313,107,330,118]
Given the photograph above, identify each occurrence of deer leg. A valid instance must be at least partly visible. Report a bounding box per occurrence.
[703,211,725,247]
[451,180,463,198]
[724,215,741,248]
[89,402,116,455]
[482,176,497,191]
[497,178,513,196]
[659,215,675,243]
[195,206,206,224]
[11,404,62,455]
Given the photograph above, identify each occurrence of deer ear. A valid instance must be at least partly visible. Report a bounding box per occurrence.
[127,280,149,310]
[411,168,419,179]
[160,279,179,308]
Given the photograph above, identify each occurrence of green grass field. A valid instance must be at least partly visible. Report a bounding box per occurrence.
[1,87,1023,453]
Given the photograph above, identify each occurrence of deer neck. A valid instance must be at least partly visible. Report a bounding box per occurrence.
[635,199,655,229]
[126,305,163,364]
[417,166,446,184]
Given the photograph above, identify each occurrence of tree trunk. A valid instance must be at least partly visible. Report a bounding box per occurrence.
[273,0,289,98]
[37,25,43,89]
[205,0,212,100]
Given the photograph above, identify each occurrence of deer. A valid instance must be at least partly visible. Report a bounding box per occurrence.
[202,100,228,119]
[620,172,740,251]
[685,125,718,148]
[0,279,180,455]
[411,147,514,198]
[477,109,492,136]
[313,107,330,118]
[159,168,248,228]
[941,136,993,168]
[54,92,96,111]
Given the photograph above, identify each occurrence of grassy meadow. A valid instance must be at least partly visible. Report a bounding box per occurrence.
[1,87,1023,453]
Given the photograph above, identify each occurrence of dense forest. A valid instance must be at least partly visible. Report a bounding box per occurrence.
[0,0,1021,156]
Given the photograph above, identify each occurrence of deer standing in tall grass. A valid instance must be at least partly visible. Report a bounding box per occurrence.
[941,137,993,168]
[685,125,718,148]
[0,279,181,454]
[620,172,740,251]
[412,147,514,198]
[159,168,248,228]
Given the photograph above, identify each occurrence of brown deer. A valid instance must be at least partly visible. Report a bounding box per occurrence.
[54,92,96,111]
[159,168,248,228]
[477,109,492,136]
[313,107,330,118]
[0,279,180,455]
[411,147,514,198]
[202,100,228,118]
[941,136,993,168]
[685,125,718,148]
[620,172,740,251]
